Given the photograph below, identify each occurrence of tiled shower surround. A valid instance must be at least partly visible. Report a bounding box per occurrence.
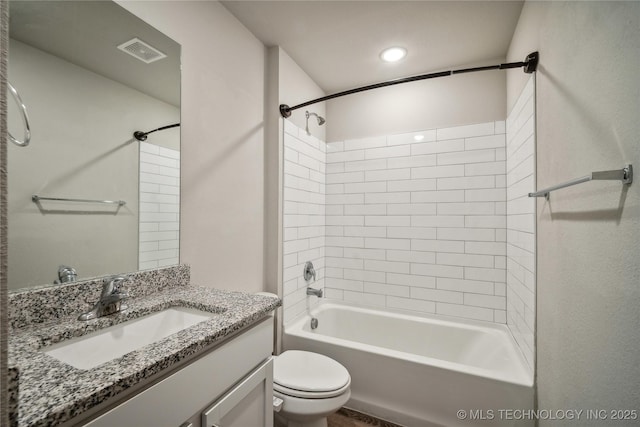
[506,76,536,369]
[324,122,508,323]
[283,121,326,323]
[283,119,508,323]
[284,102,535,351]
[138,142,180,271]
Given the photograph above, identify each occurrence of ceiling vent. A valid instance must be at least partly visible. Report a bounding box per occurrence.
[117,38,167,64]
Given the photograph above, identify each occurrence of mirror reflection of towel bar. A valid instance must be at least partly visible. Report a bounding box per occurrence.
[32,195,126,206]
[8,82,32,147]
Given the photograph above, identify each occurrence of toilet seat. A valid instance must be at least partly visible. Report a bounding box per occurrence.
[274,350,351,399]
[274,378,351,399]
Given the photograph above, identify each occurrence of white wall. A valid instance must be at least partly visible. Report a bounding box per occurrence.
[119,1,266,292]
[326,66,506,142]
[278,49,326,142]
[506,75,536,371]
[507,1,640,421]
[8,39,178,289]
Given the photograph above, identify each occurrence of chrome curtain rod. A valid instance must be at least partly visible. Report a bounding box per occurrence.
[133,123,180,142]
[528,164,633,199]
[279,52,539,118]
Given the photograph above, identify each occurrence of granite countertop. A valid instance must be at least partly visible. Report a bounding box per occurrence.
[8,285,281,427]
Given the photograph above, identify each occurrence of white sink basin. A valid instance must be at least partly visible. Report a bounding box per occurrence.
[43,307,216,370]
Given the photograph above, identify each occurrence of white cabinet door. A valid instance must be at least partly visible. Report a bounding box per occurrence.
[202,358,273,427]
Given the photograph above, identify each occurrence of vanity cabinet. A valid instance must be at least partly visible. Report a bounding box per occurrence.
[83,316,274,427]
[182,358,273,427]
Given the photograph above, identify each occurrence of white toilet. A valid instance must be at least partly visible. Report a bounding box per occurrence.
[273,350,351,427]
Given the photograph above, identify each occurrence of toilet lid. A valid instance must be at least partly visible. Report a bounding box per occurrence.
[274,350,350,394]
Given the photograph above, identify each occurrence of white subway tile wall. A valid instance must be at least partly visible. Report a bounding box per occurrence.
[324,121,507,323]
[138,143,180,270]
[283,113,537,358]
[506,76,536,371]
[282,120,326,323]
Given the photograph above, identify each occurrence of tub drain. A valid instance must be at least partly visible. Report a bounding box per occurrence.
[310,317,318,330]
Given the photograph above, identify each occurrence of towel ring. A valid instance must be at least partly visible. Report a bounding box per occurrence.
[8,82,31,147]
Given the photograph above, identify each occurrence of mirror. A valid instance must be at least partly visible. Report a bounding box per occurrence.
[7,1,181,290]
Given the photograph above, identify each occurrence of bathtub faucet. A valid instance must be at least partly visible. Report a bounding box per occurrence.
[306,287,323,298]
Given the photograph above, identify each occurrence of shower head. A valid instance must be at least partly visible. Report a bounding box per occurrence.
[305,111,326,135]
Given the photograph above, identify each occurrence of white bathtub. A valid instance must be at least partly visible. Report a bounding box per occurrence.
[283,300,534,427]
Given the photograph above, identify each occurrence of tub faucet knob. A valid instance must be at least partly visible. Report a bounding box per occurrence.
[303,261,316,282]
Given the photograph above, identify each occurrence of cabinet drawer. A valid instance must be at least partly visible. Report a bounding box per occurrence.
[84,317,273,427]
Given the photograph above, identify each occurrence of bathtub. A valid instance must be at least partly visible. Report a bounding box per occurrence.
[283,300,534,427]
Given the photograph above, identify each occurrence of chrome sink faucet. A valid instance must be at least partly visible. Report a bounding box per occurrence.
[78,275,130,321]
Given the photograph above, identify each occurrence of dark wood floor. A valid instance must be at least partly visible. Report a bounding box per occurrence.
[327,408,404,427]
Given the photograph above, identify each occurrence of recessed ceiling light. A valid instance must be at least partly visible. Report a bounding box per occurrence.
[414,135,425,142]
[380,47,407,63]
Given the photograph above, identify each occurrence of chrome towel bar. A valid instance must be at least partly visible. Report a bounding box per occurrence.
[528,164,633,199]
[32,195,126,206]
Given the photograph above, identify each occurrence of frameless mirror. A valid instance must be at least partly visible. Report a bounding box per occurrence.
[7,1,181,289]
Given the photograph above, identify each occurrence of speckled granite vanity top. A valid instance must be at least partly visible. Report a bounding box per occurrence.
[7,265,281,427]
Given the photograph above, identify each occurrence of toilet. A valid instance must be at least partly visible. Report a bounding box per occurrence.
[273,350,351,427]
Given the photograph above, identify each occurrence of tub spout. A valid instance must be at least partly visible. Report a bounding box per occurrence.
[306,287,323,297]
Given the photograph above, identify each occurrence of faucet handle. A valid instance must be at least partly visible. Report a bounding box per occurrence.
[111,275,129,285]
[101,275,129,296]
[303,261,316,282]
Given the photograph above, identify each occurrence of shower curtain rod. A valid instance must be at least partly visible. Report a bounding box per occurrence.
[279,52,539,118]
[133,123,180,142]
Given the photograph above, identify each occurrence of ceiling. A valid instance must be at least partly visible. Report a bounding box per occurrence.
[222,0,524,93]
[9,1,180,106]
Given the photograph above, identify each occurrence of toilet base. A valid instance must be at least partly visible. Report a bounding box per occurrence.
[289,419,327,427]
[275,412,328,427]
[273,388,350,427]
